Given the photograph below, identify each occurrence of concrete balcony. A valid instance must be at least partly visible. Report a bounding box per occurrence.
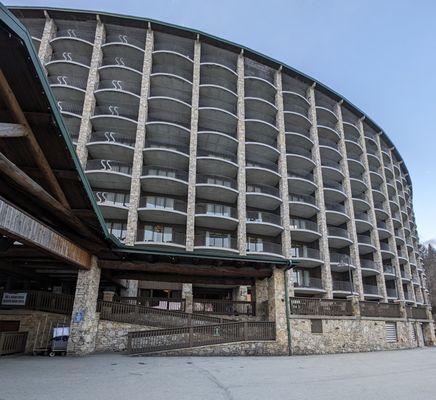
[329,252,356,273]
[194,231,238,254]
[319,136,341,160]
[199,107,237,138]
[48,75,87,103]
[288,193,319,218]
[352,193,371,213]
[283,102,312,138]
[323,179,346,202]
[369,165,384,187]
[152,48,193,82]
[85,159,132,191]
[364,130,378,145]
[197,148,238,177]
[286,145,315,171]
[372,186,386,203]
[317,117,340,141]
[246,159,280,186]
[294,276,326,295]
[290,218,321,242]
[196,174,238,203]
[46,52,90,77]
[246,211,283,236]
[143,141,190,170]
[141,166,189,196]
[137,197,187,225]
[99,56,143,85]
[94,190,130,220]
[246,183,282,210]
[245,141,280,163]
[354,212,373,233]
[380,242,395,259]
[285,130,313,150]
[373,202,389,220]
[87,131,135,163]
[200,59,237,93]
[244,75,276,104]
[321,158,344,182]
[91,105,138,132]
[347,152,365,173]
[94,80,141,109]
[135,227,186,250]
[287,169,317,194]
[376,220,391,240]
[195,203,238,230]
[146,121,191,148]
[386,287,398,299]
[325,202,349,225]
[150,73,192,104]
[246,239,284,259]
[50,29,94,54]
[245,97,277,126]
[332,280,358,297]
[357,234,377,254]
[199,84,237,114]
[55,101,83,125]
[349,173,368,193]
[327,226,352,248]
[363,284,382,299]
[245,118,278,146]
[360,259,380,276]
[148,96,191,128]
[291,247,323,268]
[103,35,146,61]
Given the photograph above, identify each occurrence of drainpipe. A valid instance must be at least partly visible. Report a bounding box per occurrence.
[284,261,293,356]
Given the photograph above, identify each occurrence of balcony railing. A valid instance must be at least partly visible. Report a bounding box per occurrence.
[94,191,130,207]
[138,197,187,213]
[197,174,237,189]
[197,148,237,163]
[194,232,238,250]
[290,218,319,232]
[287,146,313,159]
[294,277,323,289]
[94,105,138,120]
[96,79,141,95]
[49,52,90,66]
[193,299,255,316]
[86,159,132,175]
[142,166,188,182]
[53,29,95,43]
[144,141,189,155]
[360,301,401,318]
[288,169,315,183]
[246,183,279,197]
[246,240,283,255]
[48,75,87,89]
[291,247,321,260]
[89,131,135,146]
[101,56,143,72]
[327,226,350,239]
[323,179,344,192]
[105,34,146,49]
[325,203,346,214]
[319,136,339,150]
[288,193,316,205]
[246,211,281,226]
[136,229,186,245]
[246,159,279,173]
[383,265,396,275]
[357,235,373,245]
[195,203,237,218]
[363,284,379,295]
[386,288,398,298]
[56,101,83,116]
[332,280,354,292]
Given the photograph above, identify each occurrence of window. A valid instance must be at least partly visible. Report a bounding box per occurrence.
[311,319,323,334]
[206,231,230,248]
[142,224,173,243]
[206,203,231,217]
[247,237,263,252]
[385,322,397,343]
[293,269,310,287]
[106,221,127,241]
[145,196,174,210]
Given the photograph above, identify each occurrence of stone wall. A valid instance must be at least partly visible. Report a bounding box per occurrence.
[0,310,70,353]
[95,320,155,352]
[290,317,418,355]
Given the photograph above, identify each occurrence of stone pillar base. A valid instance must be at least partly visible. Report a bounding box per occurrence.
[182,283,193,313]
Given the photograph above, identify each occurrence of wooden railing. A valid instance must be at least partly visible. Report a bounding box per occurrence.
[118,297,185,311]
[360,301,401,318]
[0,332,28,356]
[289,297,352,316]
[193,299,255,316]
[127,321,275,354]
[97,300,233,328]
[0,290,74,315]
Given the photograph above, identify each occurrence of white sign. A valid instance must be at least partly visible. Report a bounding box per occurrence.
[1,292,27,306]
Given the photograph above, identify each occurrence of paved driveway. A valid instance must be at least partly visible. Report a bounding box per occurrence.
[1,348,435,400]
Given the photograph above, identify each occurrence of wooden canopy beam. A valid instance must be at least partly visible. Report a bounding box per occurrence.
[0,151,102,244]
[0,69,70,208]
[0,197,93,269]
[0,122,28,137]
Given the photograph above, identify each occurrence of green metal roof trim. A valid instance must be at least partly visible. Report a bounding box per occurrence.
[8,5,412,187]
[0,3,290,266]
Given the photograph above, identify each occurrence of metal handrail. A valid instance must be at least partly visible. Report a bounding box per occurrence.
[246,240,283,255]
[142,166,189,182]
[86,159,132,174]
[138,197,187,212]
[89,131,135,146]
[246,183,280,197]
[94,191,130,207]
[291,247,321,260]
[288,193,316,205]
[246,211,281,226]
[197,174,237,189]
[49,52,90,66]
[48,75,87,89]
[290,218,319,232]
[195,203,238,218]
[101,56,143,72]
[328,226,349,238]
[96,79,141,95]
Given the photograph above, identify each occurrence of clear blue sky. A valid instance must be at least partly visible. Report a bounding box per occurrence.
[6,0,436,241]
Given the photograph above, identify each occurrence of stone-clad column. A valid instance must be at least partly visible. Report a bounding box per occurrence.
[308,85,332,298]
[182,283,193,313]
[357,119,387,301]
[268,267,288,353]
[275,69,293,296]
[236,51,247,255]
[122,29,154,298]
[376,140,405,301]
[336,103,364,299]
[67,257,101,355]
[185,39,201,251]
[125,28,154,246]
[75,20,105,166]
[38,11,56,67]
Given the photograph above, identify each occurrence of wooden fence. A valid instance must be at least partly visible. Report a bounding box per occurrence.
[97,300,233,328]
[0,290,74,315]
[193,299,255,316]
[289,297,353,316]
[0,332,28,356]
[127,321,275,354]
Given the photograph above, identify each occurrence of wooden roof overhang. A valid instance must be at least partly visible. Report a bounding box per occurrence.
[0,5,290,286]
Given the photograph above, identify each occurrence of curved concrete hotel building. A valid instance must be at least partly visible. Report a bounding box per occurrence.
[0,5,434,356]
